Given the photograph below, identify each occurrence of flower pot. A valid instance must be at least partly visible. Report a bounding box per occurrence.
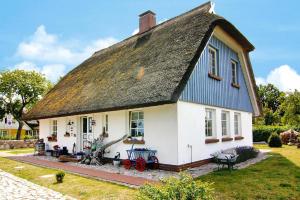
[113,160,121,167]
[56,176,63,183]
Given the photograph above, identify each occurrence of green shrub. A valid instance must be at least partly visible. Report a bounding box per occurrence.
[253,125,289,142]
[24,135,38,140]
[137,172,214,200]
[268,132,282,147]
[56,171,65,183]
[0,135,15,140]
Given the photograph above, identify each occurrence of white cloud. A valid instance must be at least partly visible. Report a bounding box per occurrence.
[14,61,66,82]
[132,28,139,35]
[256,65,300,92]
[14,25,118,82]
[17,25,118,65]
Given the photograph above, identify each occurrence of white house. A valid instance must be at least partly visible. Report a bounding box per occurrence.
[24,2,261,171]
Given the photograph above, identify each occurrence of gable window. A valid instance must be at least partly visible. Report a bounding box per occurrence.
[221,111,230,137]
[234,113,241,136]
[130,111,144,138]
[205,109,215,137]
[231,60,239,86]
[208,46,219,77]
[51,120,57,136]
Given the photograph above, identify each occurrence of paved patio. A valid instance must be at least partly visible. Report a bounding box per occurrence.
[0,169,74,200]
[8,156,156,187]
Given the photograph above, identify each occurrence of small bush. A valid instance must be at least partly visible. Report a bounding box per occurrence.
[56,171,65,183]
[253,125,288,142]
[137,172,214,200]
[235,146,259,163]
[268,132,282,147]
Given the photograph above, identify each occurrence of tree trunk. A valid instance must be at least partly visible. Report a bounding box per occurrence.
[16,121,24,140]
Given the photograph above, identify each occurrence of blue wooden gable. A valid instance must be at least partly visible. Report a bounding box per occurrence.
[180,36,254,113]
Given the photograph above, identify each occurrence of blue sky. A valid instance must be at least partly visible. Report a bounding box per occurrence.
[0,0,299,91]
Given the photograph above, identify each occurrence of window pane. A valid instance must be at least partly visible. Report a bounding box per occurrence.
[88,117,93,133]
[131,120,137,128]
[137,120,144,129]
[137,129,144,137]
[132,112,139,120]
[82,118,87,133]
[139,112,144,119]
[131,129,137,137]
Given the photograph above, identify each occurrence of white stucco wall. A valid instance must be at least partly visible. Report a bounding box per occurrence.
[177,101,252,165]
[39,104,178,165]
[39,101,252,166]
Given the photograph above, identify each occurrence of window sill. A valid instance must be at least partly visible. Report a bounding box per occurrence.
[205,138,219,144]
[222,137,233,142]
[208,73,222,81]
[123,139,145,144]
[234,136,244,140]
[231,83,240,89]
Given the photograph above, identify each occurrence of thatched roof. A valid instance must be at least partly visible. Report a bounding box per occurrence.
[24,2,257,120]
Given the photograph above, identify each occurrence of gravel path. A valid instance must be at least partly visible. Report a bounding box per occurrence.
[0,169,75,200]
[31,150,269,181]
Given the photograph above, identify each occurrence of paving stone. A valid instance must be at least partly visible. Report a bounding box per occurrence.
[0,169,75,200]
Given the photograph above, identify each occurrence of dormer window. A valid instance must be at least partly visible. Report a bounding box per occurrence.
[231,60,240,88]
[231,60,238,83]
[208,46,219,76]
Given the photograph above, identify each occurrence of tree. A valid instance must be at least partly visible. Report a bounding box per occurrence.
[280,90,300,128]
[254,84,285,125]
[0,70,52,140]
[258,84,285,112]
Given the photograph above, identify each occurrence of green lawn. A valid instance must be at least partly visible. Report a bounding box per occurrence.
[0,145,299,199]
[0,157,135,200]
[0,148,34,154]
[198,145,300,200]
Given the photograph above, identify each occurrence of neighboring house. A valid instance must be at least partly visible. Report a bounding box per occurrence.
[24,2,261,171]
[0,114,33,139]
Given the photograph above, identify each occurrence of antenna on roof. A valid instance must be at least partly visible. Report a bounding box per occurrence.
[209,2,216,14]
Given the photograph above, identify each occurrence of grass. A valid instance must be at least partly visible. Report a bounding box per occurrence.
[0,157,135,200]
[1,148,34,155]
[198,145,300,200]
[0,145,299,199]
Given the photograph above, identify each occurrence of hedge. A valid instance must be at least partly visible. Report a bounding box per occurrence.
[253,125,289,142]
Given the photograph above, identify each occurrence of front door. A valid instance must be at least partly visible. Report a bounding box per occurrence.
[80,116,93,151]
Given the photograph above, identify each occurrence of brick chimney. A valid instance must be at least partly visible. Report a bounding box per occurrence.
[139,10,156,34]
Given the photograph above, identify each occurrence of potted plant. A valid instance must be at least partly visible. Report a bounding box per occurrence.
[56,171,65,183]
[64,132,70,137]
[113,152,121,167]
[47,134,57,142]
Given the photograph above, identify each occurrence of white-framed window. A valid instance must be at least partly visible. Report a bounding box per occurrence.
[234,113,241,136]
[221,111,230,137]
[205,109,215,137]
[51,120,57,136]
[231,60,238,84]
[129,111,144,138]
[208,46,219,76]
[0,130,8,137]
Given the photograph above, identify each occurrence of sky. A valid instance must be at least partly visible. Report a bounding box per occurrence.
[0,0,299,92]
